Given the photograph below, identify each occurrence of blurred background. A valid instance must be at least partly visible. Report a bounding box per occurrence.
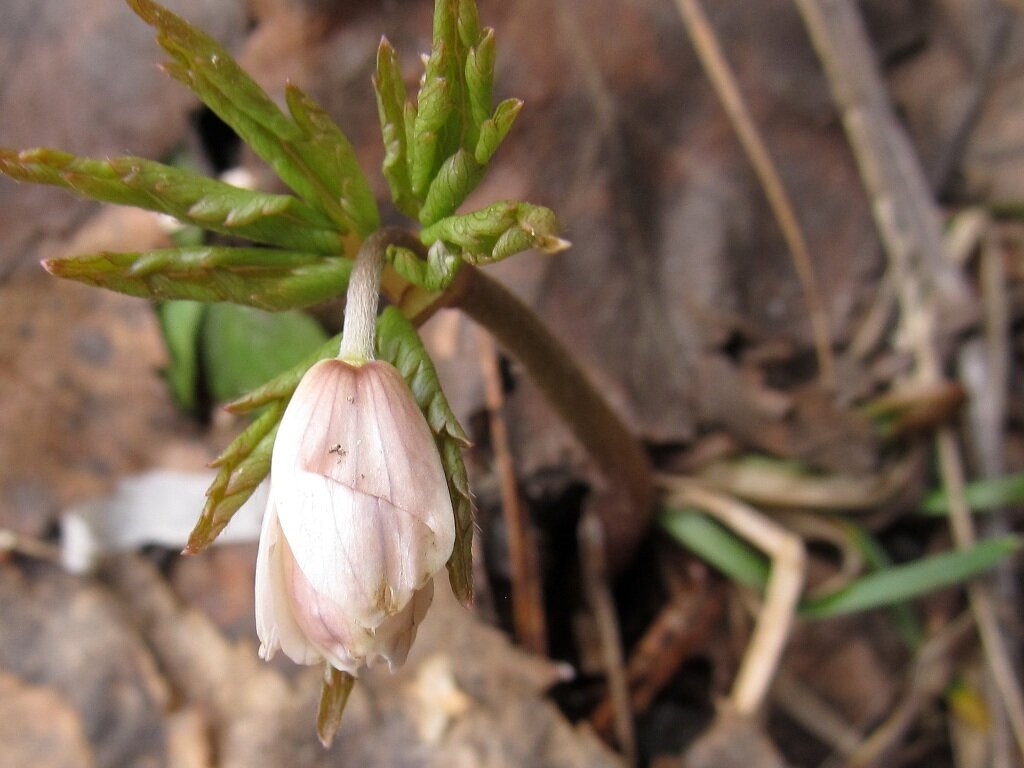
[1,0,1023,766]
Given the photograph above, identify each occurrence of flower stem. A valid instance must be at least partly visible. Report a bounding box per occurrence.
[372,228,655,571]
[450,266,655,569]
[338,230,388,363]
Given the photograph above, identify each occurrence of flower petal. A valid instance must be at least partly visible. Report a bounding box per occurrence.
[274,471,439,629]
[254,492,321,665]
[272,360,455,579]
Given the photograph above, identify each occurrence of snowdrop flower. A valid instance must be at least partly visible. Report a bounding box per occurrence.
[255,357,455,674]
[255,233,455,675]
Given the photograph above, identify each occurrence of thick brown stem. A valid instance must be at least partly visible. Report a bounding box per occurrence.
[377,230,655,571]
[450,266,655,565]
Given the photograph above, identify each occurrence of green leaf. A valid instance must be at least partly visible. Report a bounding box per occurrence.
[420,200,569,262]
[465,29,495,139]
[376,306,473,605]
[920,472,1024,516]
[659,507,770,589]
[127,0,373,233]
[419,149,484,226]
[800,535,1022,619]
[373,38,418,218]
[284,84,380,236]
[202,304,329,404]
[475,98,522,165]
[842,522,924,647]
[43,247,352,311]
[224,334,341,414]
[387,243,461,291]
[410,77,454,198]
[187,401,283,552]
[157,300,207,412]
[0,148,346,254]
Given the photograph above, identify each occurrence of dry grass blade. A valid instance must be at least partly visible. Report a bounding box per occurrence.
[661,477,806,714]
[579,513,637,766]
[673,0,836,389]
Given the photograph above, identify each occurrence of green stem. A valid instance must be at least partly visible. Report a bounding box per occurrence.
[338,230,387,363]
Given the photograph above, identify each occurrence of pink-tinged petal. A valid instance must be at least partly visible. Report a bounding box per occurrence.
[274,471,438,629]
[254,493,321,666]
[273,361,455,576]
[373,580,434,672]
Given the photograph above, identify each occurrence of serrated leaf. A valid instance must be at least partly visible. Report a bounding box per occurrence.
[457,0,482,48]
[419,149,483,226]
[374,38,419,217]
[186,401,283,552]
[284,84,380,236]
[410,77,454,198]
[387,243,461,291]
[475,97,522,165]
[0,148,346,253]
[800,535,1022,619]
[43,247,353,311]
[376,306,473,604]
[202,304,329,404]
[420,200,568,262]
[157,300,207,412]
[465,29,495,137]
[128,0,373,232]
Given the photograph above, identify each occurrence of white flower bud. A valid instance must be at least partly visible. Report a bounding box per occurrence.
[255,358,455,674]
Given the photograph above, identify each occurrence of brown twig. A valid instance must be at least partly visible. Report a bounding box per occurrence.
[476,328,548,656]
[591,571,721,735]
[673,0,836,389]
[579,513,637,766]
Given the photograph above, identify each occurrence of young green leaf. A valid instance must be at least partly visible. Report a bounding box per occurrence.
[284,84,380,236]
[43,247,353,311]
[475,98,522,165]
[800,535,1022,619]
[157,300,207,412]
[202,304,329,404]
[920,472,1024,516]
[186,401,283,552]
[419,149,484,226]
[127,0,374,233]
[373,38,418,217]
[420,200,569,262]
[224,333,341,414]
[410,76,454,198]
[465,29,495,138]
[659,507,770,589]
[0,148,346,253]
[376,306,473,605]
[387,243,461,291]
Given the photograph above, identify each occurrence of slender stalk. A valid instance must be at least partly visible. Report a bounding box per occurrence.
[338,229,387,363]
[674,0,836,389]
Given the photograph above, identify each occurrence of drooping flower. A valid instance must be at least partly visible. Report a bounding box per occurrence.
[255,357,455,674]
